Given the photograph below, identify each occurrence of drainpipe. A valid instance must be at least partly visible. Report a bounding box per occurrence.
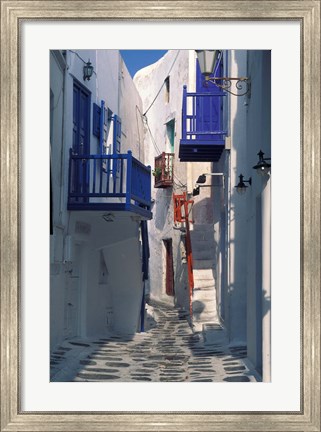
[118,52,121,118]
[59,51,68,225]
[226,151,232,343]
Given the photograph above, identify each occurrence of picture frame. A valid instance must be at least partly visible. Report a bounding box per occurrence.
[1,1,320,430]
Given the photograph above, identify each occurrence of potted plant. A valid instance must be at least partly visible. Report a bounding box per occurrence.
[152,167,162,177]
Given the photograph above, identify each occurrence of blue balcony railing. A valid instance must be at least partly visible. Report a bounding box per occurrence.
[179,85,227,162]
[68,149,152,219]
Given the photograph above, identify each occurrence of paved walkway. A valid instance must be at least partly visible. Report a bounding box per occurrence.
[51,301,260,382]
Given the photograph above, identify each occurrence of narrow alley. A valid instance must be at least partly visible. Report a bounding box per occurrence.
[50,49,271,382]
[51,301,259,382]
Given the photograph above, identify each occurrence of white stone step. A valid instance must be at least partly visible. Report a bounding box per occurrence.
[191,223,214,232]
[193,289,216,301]
[192,249,215,260]
[193,281,214,290]
[195,308,217,318]
[202,323,228,344]
[193,269,214,280]
[193,315,220,333]
[190,231,213,242]
[191,236,214,249]
[193,259,214,270]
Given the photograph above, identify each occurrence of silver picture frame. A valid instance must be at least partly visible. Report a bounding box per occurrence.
[1,1,320,430]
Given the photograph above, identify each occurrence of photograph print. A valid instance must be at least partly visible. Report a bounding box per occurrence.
[50,49,271,383]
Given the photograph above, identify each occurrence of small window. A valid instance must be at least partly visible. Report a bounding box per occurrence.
[166,119,175,153]
[164,76,170,103]
[93,103,101,138]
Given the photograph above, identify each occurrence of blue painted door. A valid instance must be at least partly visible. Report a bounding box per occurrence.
[72,81,90,201]
[196,57,224,142]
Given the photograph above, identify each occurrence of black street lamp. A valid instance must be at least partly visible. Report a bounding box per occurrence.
[192,186,200,196]
[253,150,271,176]
[235,174,252,195]
[196,174,207,184]
[83,60,94,81]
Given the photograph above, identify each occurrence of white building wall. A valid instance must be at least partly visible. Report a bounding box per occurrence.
[215,50,271,375]
[119,56,145,162]
[191,50,271,378]
[228,50,249,345]
[50,50,146,350]
[134,50,190,309]
[50,51,67,349]
[244,50,271,377]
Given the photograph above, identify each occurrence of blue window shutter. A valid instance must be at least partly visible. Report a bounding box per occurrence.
[113,115,121,154]
[113,115,122,178]
[93,103,101,138]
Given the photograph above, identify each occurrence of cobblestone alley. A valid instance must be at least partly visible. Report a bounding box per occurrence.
[51,301,260,382]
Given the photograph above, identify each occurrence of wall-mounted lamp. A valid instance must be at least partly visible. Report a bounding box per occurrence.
[235,174,252,195]
[83,60,94,81]
[192,186,200,196]
[196,174,207,184]
[194,173,224,196]
[196,173,224,184]
[252,150,271,176]
[195,50,250,97]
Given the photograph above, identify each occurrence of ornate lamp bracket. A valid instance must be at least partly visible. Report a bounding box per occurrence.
[205,76,251,97]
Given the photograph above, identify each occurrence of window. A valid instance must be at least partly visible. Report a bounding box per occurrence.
[164,76,170,103]
[166,119,175,153]
[163,239,174,296]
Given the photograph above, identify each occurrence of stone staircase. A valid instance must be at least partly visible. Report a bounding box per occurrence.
[190,224,219,332]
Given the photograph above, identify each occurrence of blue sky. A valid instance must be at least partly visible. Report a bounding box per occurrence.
[120,50,168,78]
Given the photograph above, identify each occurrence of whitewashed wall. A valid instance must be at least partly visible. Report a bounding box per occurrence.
[244,50,271,379]
[210,50,271,378]
[50,51,67,350]
[50,50,146,350]
[134,50,191,309]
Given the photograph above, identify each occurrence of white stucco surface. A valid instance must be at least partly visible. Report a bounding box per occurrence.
[134,50,190,308]
[50,50,148,349]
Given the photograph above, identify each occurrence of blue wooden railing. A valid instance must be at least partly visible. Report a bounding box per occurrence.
[179,85,227,162]
[68,149,152,218]
[181,85,227,141]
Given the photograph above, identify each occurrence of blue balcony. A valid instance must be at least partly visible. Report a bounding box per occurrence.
[179,85,227,162]
[68,150,152,220]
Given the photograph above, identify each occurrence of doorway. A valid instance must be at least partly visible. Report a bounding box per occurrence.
[64,244,82,338]
[163,239,174,296]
